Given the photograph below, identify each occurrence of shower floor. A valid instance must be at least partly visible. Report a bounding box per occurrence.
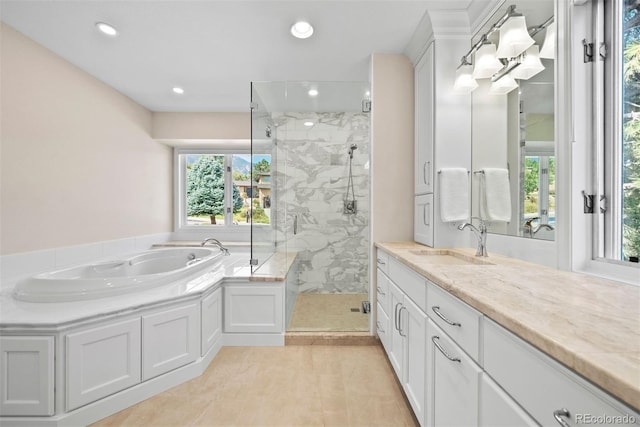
[287,293,370,332]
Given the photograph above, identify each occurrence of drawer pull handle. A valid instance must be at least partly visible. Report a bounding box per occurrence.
[377,258,386,265]
[432,306,461,327]
[432,336,461,363]
[376,286,386,296]
[394,303,402,331]
[398,306,407,337]
[553,409,571,427]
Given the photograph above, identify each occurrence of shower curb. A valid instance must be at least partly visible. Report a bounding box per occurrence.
[285,332,378,346]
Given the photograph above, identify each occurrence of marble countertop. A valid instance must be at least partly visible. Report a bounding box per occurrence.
[0,250,297,328]
[376,242,640,410]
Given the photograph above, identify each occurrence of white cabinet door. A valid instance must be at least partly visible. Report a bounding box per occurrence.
[201,288,222,356]
[224,284,284,333]
[415,194,434,247]
[480,373,538,427]
[66,318,141,411]
[387,280,405,379]
[415,43,434,196]
[402,296,428,427]
[0,336,54,416]
[430,320,481,427]
[142,303,199,381]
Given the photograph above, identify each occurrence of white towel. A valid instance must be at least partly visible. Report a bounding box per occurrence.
[439,168,469,222]
[480,168,511,222]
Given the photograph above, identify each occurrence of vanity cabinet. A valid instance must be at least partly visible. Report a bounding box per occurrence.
[415,194,434,247]
[415,41,434,197]
[0,336,54,416]
[66,318,141,411]
[484,319,639,426]
[429,319,482,427]
[375,268,391,351]
[142,303,199,381]
[380,253,428,426]
[479,373,538,427]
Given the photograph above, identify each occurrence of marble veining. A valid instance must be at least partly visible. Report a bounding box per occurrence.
[273,112,370,294]
[376,242,640,410]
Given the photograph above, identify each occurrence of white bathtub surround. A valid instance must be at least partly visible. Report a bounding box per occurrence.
[273,111,370,294]
[0,250,297,426]
[0,232,172,291]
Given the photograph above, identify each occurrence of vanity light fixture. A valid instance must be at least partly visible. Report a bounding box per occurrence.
[510,45,545,80]
[95,21,118,37]
[489,73,518,95]
[539,22,556,59]
[308,89,319,97]
[291,21,314,39]
[495,13,535,59]
[172,87,185,95]
[453,5,554,95]
[472,41,503,79]
[453,61,479,94]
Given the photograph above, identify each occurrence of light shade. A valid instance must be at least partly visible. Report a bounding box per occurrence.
[496,16,535,59]
[540,22,556,59]
[453,64,478,93]
[472,44,503,79]
[95,22,118,37]
[511,46,545,80]
[490,74,518,95]
[291,21,314,39]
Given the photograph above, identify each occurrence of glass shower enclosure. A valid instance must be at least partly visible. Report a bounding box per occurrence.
[250,81,371,332]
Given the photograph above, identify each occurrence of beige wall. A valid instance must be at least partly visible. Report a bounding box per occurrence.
[0,23,173,255]
[371,53,415,242]
[152,112,250,141]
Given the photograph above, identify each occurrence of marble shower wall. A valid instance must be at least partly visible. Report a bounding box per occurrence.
[273,112,370,294]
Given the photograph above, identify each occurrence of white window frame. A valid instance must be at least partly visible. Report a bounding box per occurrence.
[572,0,639,284]
[173,146,251,242]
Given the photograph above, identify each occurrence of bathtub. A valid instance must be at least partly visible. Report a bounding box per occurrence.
[13,247,225,303]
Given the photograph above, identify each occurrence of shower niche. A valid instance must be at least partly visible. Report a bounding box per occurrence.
[250,81,371,331]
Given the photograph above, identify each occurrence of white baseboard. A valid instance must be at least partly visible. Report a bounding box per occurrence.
[222,333,284,346]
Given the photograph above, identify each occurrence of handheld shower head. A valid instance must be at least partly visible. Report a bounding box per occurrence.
[348,144,358,158]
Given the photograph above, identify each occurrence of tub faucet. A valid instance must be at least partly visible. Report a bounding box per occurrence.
[533,223,555,235]
[457,218,488,257]
[201,238,230,256]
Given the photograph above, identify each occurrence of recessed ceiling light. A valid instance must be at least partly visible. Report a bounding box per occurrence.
[291,21,314,39]
[308,89,319,97]
[95,22,118,37]
[304,121,314,127]
[172,87,185,95]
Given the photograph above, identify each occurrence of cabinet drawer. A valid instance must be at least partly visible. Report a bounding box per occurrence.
[484,319,639,426]
[427,281,482,363]
[376,249,389,275]
[388,256,427,312]
[480,373,537,427]
[376,301,390,352]
[376,268,391,316]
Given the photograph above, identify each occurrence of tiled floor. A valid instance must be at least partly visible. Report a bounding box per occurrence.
[287,293,370,332]
[90,345,418,427]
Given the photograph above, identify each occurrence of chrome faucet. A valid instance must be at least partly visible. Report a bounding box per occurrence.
[457,217,488,257]
[523,217,540,237]
[201,238,230,256]
[532,223,555,235]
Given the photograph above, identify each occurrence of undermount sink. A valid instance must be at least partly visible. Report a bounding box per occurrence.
[408,250,494,266]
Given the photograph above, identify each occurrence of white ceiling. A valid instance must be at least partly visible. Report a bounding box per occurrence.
[0,0,484,112]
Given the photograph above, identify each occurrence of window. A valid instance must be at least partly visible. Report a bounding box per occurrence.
[599,0,640,264]
[175,149,271,232]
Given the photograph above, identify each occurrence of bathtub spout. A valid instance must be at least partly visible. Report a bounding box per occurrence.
[201,238,230,256]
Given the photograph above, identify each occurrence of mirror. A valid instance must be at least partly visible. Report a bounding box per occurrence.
[471,0,556,240]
